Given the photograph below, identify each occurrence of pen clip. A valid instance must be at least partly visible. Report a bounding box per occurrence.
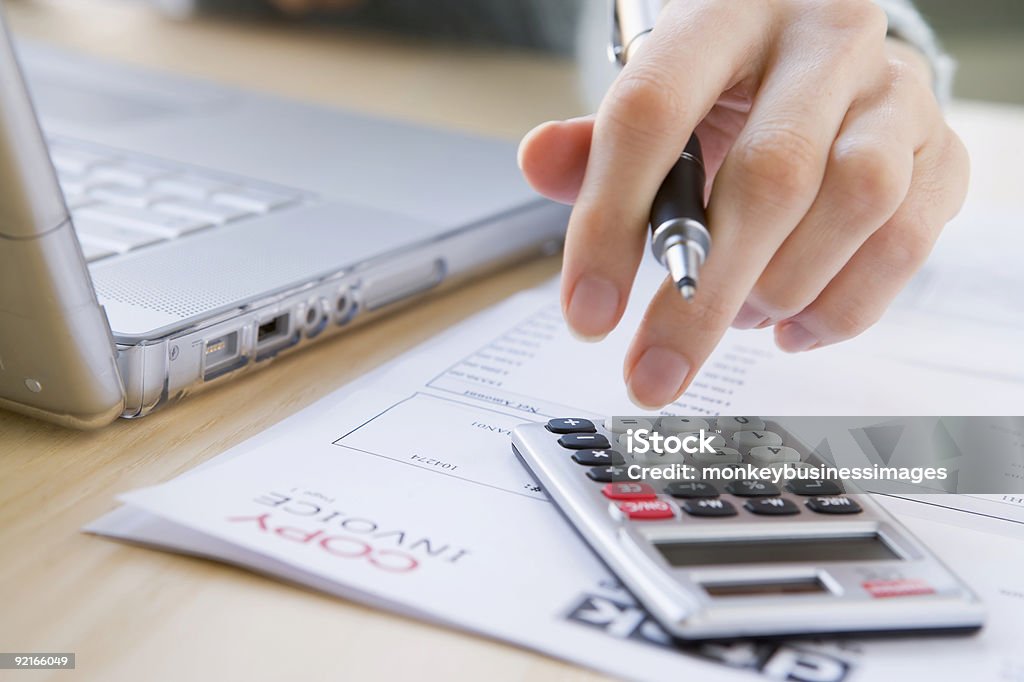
[609,0,625,66]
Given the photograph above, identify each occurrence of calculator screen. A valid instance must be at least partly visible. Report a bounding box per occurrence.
[655,535,900,567]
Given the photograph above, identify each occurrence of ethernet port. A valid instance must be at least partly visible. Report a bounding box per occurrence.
[257,314,289,345]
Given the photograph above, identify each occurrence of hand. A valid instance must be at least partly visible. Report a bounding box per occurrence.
[518,0,968,409]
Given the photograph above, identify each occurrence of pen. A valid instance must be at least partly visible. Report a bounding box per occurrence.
[612,0,711,301]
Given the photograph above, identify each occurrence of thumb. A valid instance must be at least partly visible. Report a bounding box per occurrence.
[518,116,595,205]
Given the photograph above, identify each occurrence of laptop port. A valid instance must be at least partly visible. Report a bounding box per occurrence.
[254,313,298,361]
[334,290,357,326]
[203,331,244,380]
[257,314,289,346]
[304,300,328,339]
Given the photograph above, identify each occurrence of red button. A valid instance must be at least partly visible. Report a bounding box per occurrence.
[602,483,657,500]
[862,579,935,598]
[617,499,675,520]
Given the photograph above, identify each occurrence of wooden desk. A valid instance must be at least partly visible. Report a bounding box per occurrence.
[1,1,1021,679]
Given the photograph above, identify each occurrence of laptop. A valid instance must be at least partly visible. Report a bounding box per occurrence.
[0,9,569,428]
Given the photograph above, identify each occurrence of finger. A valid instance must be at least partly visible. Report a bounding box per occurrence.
[775,125,969,352]
[622,2,890,408]
[518,116,594,205]
[735,61,938,329]
[562,0,771,340]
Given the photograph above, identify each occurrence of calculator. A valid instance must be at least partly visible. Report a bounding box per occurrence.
[511,416,984,640]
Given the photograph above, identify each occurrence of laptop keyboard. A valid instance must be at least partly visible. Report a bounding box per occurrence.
[49,138,304,263]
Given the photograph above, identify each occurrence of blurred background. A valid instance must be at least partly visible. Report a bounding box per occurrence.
[139,0,1024,106]
[917,0,1024,104]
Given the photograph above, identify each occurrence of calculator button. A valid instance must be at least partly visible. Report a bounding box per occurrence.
[678,431,726,450]
[546,418,596,434]
[615,499,675,520]
[572,449,625,466]
[664,481,719,498]
[725,480,781,497]
[786,479,844,496]
[603,416,653,434]
[806,496,862,514]
[716,416,766,433]
[693,447,742,464]
[587,466,628,483]
[744,497,801,515]
[732,430,784,450]
[558,433,611,449]
[602,482,657,500]
[680,498,737,517]
[748,445,802,464]
[659,417,710,434]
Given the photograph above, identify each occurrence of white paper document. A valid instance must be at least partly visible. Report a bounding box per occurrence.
[88,207,1024,681]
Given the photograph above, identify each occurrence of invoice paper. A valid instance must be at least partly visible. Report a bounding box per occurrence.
[88,206,1024,681]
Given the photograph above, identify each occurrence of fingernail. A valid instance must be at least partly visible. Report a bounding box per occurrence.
[566,275,620,341]
[626,346,691,409]
[732,303,768,330]
[776,321,819,353]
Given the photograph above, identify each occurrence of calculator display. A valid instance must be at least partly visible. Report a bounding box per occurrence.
[655,534,900,567]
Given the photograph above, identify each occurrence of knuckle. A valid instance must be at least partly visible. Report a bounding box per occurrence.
[823,299,881,339]
[735,127,821,208]
[691,285,736,331]
[886,57,933,101]
[605,67,685,143]
[751,279,809,322]
[875,223,935,275]
[822,0,888,41]
[830,143,907,217]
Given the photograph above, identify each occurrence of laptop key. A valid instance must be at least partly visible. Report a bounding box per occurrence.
[91,162,170,188]
[77,239,116,262]
[73,218,166,253]
[152,199,252,224]
[211,186,298,213]
[49,147,111,175]
[152,176,232,200]
[65,195,98,210]
[89,185,168,208]
[75,205,212,238]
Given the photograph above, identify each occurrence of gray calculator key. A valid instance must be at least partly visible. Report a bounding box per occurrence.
[725,480,781,497]
[572,449,625,466]
[786,479,844,496]
[586,466,628,483]
[748,445,802,464]
[679,431,725,450]
[732,430,783,450]
[664,481,718,498]
[680,498,737,517]
[693,447,741,464]
[806,496,862,514]
[603,416,653,434]
[716,416,766,433]
[744,497,801,515]
[546,418,596,434]
[558,433,610,450]
[659,417,710,434]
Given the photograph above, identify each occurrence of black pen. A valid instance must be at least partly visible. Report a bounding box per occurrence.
[612,0,711,301]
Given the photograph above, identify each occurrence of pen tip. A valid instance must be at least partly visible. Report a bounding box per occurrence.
[679,283,696,302]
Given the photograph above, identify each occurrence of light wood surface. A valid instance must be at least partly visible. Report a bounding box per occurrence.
[1,0,1021,680]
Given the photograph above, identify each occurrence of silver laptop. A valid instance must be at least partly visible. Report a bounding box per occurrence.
[0,9,569,428]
